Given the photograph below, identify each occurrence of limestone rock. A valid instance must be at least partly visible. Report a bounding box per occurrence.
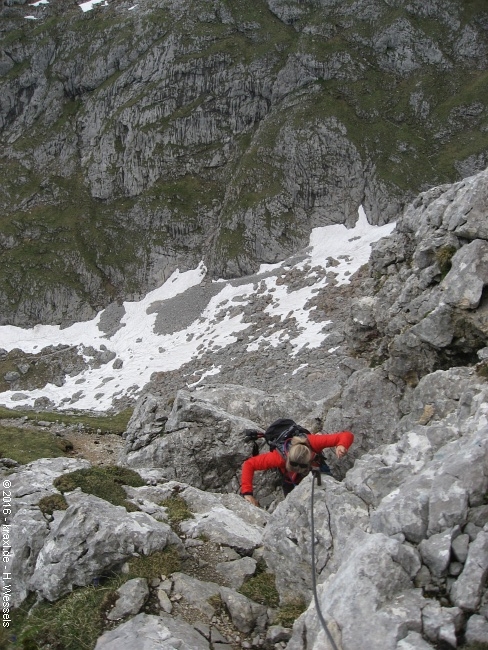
[216,556,257,589]
[171,573,220,618]
[106,578,149,621]
[450,531,488,611]
[465,614,488,644]
[219,586,268,634]
[94,613,210,650]
[28,492,182,601]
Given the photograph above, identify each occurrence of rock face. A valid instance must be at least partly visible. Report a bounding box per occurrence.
[1,0,487,325]
[115,169,488,648]
[3,169,488,648]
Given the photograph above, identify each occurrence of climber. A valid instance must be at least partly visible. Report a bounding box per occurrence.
[240,423,354,506]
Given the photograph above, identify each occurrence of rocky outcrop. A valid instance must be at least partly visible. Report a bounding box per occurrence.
[279,367,488,649]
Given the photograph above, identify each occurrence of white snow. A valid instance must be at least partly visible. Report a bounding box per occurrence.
[0,209,395,412]
[79,0,106,12]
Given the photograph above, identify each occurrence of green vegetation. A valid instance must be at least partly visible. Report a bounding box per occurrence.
[53,465,144,508]
[0,424,69,465]
[126,546,181,580]
[275,596,307,627]
[0,547,181,650]
[436,245,457,278]
[159,494,194,529]
[476,361,488,381]
[38,493,69,516]
[239,561,279,607]
[0,406,133,435]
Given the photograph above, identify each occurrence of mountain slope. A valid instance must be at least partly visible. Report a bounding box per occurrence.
[1,0,487,325]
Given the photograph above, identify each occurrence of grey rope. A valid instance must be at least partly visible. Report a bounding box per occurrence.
[310,470,340,650]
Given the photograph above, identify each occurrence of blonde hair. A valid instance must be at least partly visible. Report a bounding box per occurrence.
[286,437,312,473]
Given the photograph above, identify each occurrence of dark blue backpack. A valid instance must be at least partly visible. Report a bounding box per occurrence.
[243,418,331,474]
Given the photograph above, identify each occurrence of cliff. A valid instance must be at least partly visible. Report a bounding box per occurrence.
[1,0,488,325]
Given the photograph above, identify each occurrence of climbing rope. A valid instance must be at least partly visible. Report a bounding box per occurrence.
[310,469,340,650]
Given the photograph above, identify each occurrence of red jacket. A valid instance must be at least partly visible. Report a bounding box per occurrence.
[240,431,354,495]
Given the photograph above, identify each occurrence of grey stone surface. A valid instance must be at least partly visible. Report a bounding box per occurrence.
[180,505,264,554]
[421,601,463,646]
[107,578,149,621]
[396,632,434,650]
[219,586,268,634]
[451,534,470,563]
[216,556,257,589]
[465,614,488,644]
[94,613,210,650]
[171,573,220,618]
[450,531,488,611]
[28,492,182,601]
[418,528,456,577]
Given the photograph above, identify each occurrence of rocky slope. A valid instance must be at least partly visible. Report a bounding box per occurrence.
[2,170,488,649]
[1,0,488,325]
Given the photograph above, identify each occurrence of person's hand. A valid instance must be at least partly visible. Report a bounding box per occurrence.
[335,445,347,459]
[243,495,259,507]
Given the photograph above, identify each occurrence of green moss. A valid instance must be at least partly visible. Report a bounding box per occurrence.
[126,546,181,579]
[0,425,69,465]
[160,495,194,528]
[435,245,457,278]
[275,596,307,627]
[38,493,69,516]
[239,565,279,607]
[53,465,144,508]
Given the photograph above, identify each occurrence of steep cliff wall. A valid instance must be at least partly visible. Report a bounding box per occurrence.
[1,0,487,325]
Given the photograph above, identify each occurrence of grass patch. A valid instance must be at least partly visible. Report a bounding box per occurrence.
[159,495,194,529]
[276,596,307,627]
[126,546,181,580]
[38,493,69,516]
[12,576,125,650]
[436,245,457,278]
[239,560,279,607]
[0,406,133,435]
[0,425,69,465]
[53,465,144,508]
[1,546,181,650]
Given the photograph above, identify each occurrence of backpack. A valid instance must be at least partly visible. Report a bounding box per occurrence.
[243,418,309,457]
[243,418,331,474]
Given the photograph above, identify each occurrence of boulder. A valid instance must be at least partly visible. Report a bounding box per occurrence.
[441,239,488,309]
[418,528,458,578]
[287,530,424,650]
[171,573,220,618]
[94,613,210,649]
[28,492,182,601]
[106,578,149,621]
[216,556,257,589]
[123,389,267,494]
[263,475,369,601]
[450,531,488,611]
[180,506,264,554]
[219,586,268,634]
[464,614,488,644]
